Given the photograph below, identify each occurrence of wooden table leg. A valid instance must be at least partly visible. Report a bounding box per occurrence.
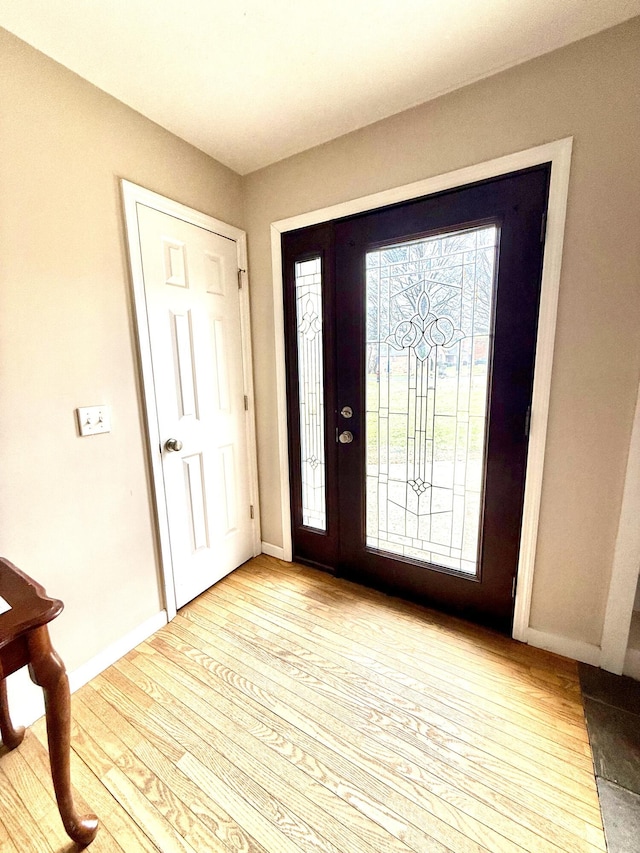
[0,679,25,750]
[27,626,98,847]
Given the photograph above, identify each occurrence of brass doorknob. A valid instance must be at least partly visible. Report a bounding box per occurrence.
[338,431,354,444]
[164,438,183,452]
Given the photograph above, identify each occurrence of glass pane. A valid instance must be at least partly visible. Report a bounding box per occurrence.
[295,257,326,530]
[365,225,498,575]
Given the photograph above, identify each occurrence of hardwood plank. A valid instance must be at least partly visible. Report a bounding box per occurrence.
[102,663,419,853]
[243,560,584,703]
[29,718,162,853]
[3,735,108,853]
[219,571,590,745]
[250,556,581,677]
[139,630,574,853]
[185,581,585,754]
[155,610,604,853]
[193,580,594,767]
[0,761,56,853]
[0,742,55,825]
[178,601,602,833]
[16,729,126,853]
[115,654,453,853]
[69,710,199,853]
[72,695,229,851]
[0,730,113,853]
[95,665,368,853]
[77,680,185,766]
[219,590,589,762]
[0,557,606,853]
[0,797,20,853]
[185,593,596,798]
[81,682,271,853]
[0,824,19,853]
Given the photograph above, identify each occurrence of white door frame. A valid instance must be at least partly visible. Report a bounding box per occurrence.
[270,138,573,641]
[122,180,261,619]
[600,379,640,674]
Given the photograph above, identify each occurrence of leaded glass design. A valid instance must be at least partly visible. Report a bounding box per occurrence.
[365,225,498,575]
[295,257,326,530]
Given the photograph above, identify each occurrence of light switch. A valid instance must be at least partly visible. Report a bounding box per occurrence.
[77,405,111,436]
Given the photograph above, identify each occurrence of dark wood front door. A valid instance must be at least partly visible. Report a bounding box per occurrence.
[283,166,550,632]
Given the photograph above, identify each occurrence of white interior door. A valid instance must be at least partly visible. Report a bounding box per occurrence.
[136,203,255,608]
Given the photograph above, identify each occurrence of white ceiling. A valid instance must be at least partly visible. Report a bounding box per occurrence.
[2,1,639,174]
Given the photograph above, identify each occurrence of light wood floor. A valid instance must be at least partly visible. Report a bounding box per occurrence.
[0,556,605,853]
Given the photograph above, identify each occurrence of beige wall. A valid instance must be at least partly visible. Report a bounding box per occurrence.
[243,18,640,647]
[0,29,244,671]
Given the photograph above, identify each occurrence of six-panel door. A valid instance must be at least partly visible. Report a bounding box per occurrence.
[137,204,254,608]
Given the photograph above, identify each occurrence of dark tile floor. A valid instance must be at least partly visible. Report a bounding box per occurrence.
[579,663,640,852]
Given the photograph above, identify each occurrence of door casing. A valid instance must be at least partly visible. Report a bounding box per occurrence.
[122,180,261,619]
[270,138,573,642]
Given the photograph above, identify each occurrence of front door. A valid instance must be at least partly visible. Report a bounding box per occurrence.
[136,203,256,608]
[283,166,550,631]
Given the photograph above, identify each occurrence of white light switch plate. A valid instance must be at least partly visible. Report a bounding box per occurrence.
[77,405,111,436]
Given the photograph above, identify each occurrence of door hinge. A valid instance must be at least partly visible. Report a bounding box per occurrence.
[512,576,517,599]
[237,268,246,289]
[540,212,547,244]
[250,505,254,519]
[524,405,531,439]
[244,395,249,411]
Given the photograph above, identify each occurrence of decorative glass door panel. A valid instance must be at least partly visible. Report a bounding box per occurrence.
[294,257,326,530]
[365,226,498,575]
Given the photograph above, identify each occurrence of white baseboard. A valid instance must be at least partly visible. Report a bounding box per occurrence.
[526,628,601,666]
[6,610,168,730]
[68,610,168,693]
[5,670,45,730]
[623,647,640,681]
[261,541,286,560]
